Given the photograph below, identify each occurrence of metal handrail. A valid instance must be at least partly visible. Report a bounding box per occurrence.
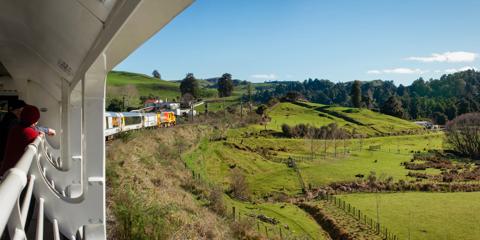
[0,136,42,236]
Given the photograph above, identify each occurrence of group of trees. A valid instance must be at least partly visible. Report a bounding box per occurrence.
[217,73,234,97]
[180,73,200,98]
[281,123,350,139]
[179,72,235,101]
[255,70,480,123]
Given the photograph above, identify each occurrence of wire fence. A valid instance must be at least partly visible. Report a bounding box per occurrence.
[189,169,312,240]
[227,134,441,161]
[224,203,312,240]
[320,194,399,240]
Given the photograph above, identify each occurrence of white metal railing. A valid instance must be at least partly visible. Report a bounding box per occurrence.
[0,136,64,240]
[0,137,40,238]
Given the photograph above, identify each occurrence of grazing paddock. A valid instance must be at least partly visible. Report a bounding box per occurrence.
[338,192,480,240]
[225,198,330,240]
[259,102,422,136]
[186,131,445,198]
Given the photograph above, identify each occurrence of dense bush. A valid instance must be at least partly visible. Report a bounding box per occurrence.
[281,123,350,139]
[445,112,480,159]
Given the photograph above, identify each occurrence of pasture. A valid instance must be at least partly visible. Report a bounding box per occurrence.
[337,192,480,240]
[225,198,329,239]
[261,102,422,136]
[185,132,445,197]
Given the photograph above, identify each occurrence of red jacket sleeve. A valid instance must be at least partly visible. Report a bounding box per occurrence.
[23,127,39,143]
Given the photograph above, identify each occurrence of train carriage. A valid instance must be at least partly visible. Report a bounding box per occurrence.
[105,112,122,137]
[143,112,158,128]
[121,112,144,131]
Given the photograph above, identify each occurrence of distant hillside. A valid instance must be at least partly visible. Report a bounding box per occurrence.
[107,71,254,111]
[262,102,422,136]
[255,70,480,123]
[107,71,181,106]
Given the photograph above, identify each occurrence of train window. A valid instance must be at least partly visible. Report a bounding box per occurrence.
[124,116,142,125]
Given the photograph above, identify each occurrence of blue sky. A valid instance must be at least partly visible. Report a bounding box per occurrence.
[114,0,480,85]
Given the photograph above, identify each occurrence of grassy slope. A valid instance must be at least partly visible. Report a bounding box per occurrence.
[184,139,329,239]
[107,71,181,103]
[106,126,234,239]
[187,132,444,197]
[262,102,422,136]
[226,198,329,240]
[107,71,247,111]
[338,192,480,240]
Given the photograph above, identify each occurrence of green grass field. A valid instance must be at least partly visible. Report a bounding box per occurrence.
[261,102,422,136]
[185,132,445,197]
[107,71,181,103]
[225,198,329,239]
[337,192,480,240]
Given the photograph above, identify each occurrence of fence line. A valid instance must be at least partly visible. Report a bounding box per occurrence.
[321,194,399,240]
[225,203,312,240]
[190,168,311,240]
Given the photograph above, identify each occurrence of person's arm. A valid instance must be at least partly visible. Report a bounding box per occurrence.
[36,126,48,133]
[36,126,56,136]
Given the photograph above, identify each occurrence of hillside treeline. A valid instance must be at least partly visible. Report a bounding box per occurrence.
[254,70,480,123]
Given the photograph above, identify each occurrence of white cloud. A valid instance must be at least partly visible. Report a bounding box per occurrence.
[406,51,478,63]
[250,73,277,80]
[444,66,476,73]
[367,68,427,75]
[367,70,381,74]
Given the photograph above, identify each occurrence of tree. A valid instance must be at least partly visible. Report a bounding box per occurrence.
[362,89,373,109]
[217,73,234,97]
[283,91,302,102]
[180,73,200,98]
[432,112,447,125]
[106,98,123,112]
[152,70,161,79]
[247,82,253,103]
[351,80,362,108]
[445,113,480,159]
[255,104,267,116]
[381,96,405,118]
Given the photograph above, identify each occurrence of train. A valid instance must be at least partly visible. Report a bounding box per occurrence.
[104,111,176,138]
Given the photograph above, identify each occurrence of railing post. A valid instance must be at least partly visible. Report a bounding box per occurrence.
[36,198,44,240]
[20,175,35,227]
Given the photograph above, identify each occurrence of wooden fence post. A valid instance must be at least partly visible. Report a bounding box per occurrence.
[232,206,236,220]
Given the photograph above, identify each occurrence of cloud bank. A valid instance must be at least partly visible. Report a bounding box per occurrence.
[406,51,477,63]
[367,68,427,75]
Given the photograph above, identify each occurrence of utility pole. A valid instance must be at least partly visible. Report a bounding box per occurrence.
[190,102,194,122]
[240,99,243,122]
[122,95,125,112]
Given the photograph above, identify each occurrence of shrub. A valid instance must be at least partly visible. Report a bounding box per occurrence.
[230,168,250,201]
[281,124,292,137]
[208,187,226,216]
[256,104,268,116]
[445,113,480,159]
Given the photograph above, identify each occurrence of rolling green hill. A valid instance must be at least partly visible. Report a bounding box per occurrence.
[106,71,241,109]
[106,71,182,106]
[263,101,422,136]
